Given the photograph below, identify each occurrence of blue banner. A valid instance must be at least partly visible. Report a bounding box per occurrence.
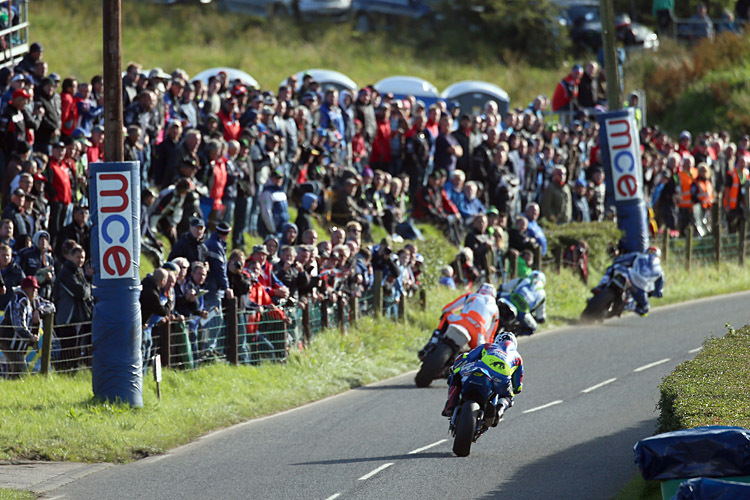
[89,161,143,407]
[596,108,649,253]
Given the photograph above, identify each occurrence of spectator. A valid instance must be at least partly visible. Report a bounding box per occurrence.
[572,179,591,222]
[139,267,173,375]
[689,3,714,41]
[439,265,456,289]
[168,216,208,264]
[53,244,92,371]
[258,168,289,238]
[551,65,583,112]
[541,167,572,225]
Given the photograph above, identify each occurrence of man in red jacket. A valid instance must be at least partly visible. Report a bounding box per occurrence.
[551,65,583,112]
[369,105,392,172]
[46,141,72,244]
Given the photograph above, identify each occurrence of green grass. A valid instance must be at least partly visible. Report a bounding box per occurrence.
[612,475,661,500]
[31,0,563,107]
[0,489,36,500]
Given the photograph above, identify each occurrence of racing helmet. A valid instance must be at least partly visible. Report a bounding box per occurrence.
[495,331,517,350]
[531,270,546,286]
[478,283,496,297]
[647,245,661,259]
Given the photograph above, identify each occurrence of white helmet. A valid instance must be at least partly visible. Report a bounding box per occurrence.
[477,283,496,297]
[495,332,517,349]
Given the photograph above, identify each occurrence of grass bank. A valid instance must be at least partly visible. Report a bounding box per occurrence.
[31,0,564,107]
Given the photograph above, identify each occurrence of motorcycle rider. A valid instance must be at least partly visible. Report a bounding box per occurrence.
[593,245,664,316]
[418,283,500,360]
[497,270,547,335]
[442,332,524,426]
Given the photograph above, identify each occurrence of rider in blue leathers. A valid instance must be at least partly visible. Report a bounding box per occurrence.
[442,332,523,427]
[497,270,547,335]
[593,246,664,316]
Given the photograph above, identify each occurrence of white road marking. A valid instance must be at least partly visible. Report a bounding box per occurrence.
[324,494,341,500]
[689,347,702,353]
[634,358,671,372]
[408,439,447,454]
[581,378,617,393]
[523,400,563,413]
[358,462,394,480]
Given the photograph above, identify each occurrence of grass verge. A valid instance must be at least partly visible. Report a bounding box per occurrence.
[612,475,661,500]
[0,489,36,500]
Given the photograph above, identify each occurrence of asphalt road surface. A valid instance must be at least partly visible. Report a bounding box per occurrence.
[46,292,750,500]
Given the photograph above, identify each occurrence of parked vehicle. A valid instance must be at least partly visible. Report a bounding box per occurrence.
[556,0,659,51]
[441,80,511,117]
[193,67,260,88]
[221,0,351,21]
[373,76,440,106]
[351,0,439,33]
[281,68,358,93]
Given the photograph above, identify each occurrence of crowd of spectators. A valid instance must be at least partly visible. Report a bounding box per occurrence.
[2,36,750,374]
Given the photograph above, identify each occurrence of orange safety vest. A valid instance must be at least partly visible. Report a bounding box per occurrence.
[724,169,743,211]
[678,170,695,208]
[694,178,714,209]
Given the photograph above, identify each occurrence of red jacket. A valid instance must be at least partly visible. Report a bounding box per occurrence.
[218,110,241,142]
[551,75,579,112]
[208,158,227,211]
[48,158,72,204]
[60,92,77,137]
[369,118,392,164]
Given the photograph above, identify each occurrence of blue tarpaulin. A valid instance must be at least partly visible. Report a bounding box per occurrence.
[634,426,750,481]
[674,477,750,499]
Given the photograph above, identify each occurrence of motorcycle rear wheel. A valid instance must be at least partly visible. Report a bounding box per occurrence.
[581,287,616,323]
[453,401,480,457]
[415,342,453,388]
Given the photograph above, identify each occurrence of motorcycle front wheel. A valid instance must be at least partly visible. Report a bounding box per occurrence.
[415,342,453,388]
[453,401,481,457]
[581,287,616,323]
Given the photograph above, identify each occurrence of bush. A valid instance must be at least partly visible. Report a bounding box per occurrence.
[544,220,622,272]
[657,324,750,433]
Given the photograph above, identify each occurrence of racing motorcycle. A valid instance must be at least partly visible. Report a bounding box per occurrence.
[415,320,486,388]
[581,252,662,322]
[449,359,509,457]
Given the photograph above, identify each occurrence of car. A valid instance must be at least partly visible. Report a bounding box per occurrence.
[351,0,440,33]
[281,69,358,93]
[373,76,440,106]
[221,0,351,21]
[556,0,659,52]
[441,80,511,117]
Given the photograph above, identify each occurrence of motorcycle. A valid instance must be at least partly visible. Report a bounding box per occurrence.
[449,359,509,457]
[415,320,486,388]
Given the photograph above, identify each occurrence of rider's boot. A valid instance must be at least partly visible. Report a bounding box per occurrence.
[418,329,441,361]
[442,385,460,417]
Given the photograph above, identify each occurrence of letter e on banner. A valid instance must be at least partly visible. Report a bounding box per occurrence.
[97,172,135,279]
[605,115,643,202]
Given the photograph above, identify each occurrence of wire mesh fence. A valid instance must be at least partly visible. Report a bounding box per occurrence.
[1,283,428,379]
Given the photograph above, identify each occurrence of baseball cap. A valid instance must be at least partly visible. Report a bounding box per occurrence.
[11,73,26,83]
[21,276,40,289]
[148,67,170,80]
[162,261,179,272]
[271,166,284,178]
[92,125,105,134]
[252,244,269,255]
[12,188,25,197]
[189,217,205,228]
[49,73,61,83]
[12,88,30,100]
[30,42,43,53]
[679,130,692,141]
[216,222,231,235]
[52,141,65,149]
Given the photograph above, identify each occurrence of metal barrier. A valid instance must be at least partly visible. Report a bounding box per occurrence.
[0,0,29,69]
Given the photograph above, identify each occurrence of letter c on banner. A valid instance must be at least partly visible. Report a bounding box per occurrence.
[613,150,635,174]
[101,214,130,244]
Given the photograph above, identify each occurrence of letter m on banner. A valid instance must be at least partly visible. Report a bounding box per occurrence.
[96,171,136,279]
[605,113,643,202]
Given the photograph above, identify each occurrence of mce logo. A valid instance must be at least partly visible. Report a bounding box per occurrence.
[96,172,135,279]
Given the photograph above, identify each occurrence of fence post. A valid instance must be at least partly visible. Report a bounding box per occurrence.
[373,270,383,318]
[337,297,347,335]
[302,304,311,346]
[685,229,692,270]
[349,295,359,325]
[712,202,721,265]
[321,300,330,329]
[740,219,746,266]
[554,245,563,273]
[661,228,669,264]
[40,312,53,375]
[398,293,407,323]
[419,287,426,311]
[224,297,238,366]
[509,253,517,280]
[534,245,542,271]
[482,249,493,283]
[157,321,171,369]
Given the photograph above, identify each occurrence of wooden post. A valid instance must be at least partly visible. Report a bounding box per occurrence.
[301,304,311,345]
[740,219,746,266]
[533,245,542,271]
[156,322,171,369]
[224,297,238,366]
[712,201,721,265]
[321,300,330,329]
[554,245,563,273]
[685,229,692,270]
[373,270,383,318]
[349,295,359,324]
[398,293,407,323]
[509,253,517,280]
[419,287,426,311]
[103,0,124,162]
[482,249,493,283]
[337,297,347,335]
[661,228,669,264]
[39,312,53,375]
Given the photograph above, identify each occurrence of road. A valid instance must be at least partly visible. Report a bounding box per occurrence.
[46,292,750,500]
